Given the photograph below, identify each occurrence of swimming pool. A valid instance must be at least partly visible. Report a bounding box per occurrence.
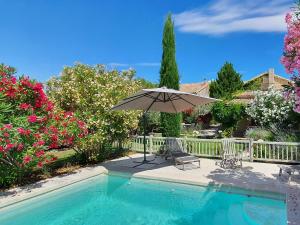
[0,174,286,225]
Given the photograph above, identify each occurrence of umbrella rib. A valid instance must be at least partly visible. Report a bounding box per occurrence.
[167,93,178,113]
[175,94,196,107]
[145,92,162,112]
[112,92,153,109]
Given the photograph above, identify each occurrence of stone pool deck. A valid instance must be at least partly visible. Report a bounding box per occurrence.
[1,153,299,224]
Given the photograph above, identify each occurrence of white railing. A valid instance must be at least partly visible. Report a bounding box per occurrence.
[253,141,300,163]
[128,136,300,163]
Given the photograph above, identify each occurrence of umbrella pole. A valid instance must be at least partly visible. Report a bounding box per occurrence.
[143,113,147,161]
[133,112,157,167]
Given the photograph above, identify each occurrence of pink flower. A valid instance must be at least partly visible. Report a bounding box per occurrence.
[23,155,32,164]
[4,124,12,129]
[17,127,25,134]
[28,114,37,123]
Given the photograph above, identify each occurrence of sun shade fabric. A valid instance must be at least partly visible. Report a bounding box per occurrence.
[111,87,218,113]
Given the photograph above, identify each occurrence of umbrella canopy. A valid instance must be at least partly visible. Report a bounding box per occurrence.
[111,87,218,113]
[111,87,218,166]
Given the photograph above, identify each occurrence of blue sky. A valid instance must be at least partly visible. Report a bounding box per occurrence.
[0,0,294,84]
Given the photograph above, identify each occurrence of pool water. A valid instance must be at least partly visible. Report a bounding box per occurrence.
[0,174,286,225]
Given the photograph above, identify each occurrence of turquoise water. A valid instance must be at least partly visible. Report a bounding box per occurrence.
[0,174,286,225]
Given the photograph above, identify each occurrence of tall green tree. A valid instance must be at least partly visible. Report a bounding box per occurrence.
[209,62,243,99]
[159,14,181,137]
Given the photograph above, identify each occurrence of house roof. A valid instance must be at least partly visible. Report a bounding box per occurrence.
[244,71,291,84]
[179,82,209,94]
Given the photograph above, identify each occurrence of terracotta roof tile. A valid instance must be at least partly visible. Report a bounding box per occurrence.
[180,82,209,95]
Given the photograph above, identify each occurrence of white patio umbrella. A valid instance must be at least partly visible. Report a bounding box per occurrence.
[111,87,218,166]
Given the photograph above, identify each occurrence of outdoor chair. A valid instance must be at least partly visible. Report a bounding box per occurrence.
[216,138,242,169]
[164,138,200,170]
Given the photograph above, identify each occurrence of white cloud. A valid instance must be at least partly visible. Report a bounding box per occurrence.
[107,63,129,67]
[173,0,291,35]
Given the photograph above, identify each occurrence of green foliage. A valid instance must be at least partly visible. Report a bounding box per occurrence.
[135,77,158,89]
[245,128,274,141]
[221,127,234,138]
[212,102,246,129]
[161,113,181,137]
[159,14,181,137]
[138,112,161,134]
[0,93,13,124]
[209,62,243,99]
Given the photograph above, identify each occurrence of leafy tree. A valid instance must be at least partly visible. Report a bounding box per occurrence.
[209,62,243,99]
[159,14,181,137]
[47,63,142,161]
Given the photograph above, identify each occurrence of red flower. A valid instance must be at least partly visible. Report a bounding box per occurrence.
[19,103,31,110]
[3,132,9,137]
[28,114,37,123]
[0,146,4,152]
[51,157,57,161]
[33,140,45,147]
[35,150,45,158]
[37,161,43,168]
[17,128,31,136]
[5,143,15,150]
[5,87,16,98]
[17,144,24,151]
[11,77,17,84]
[23,155,32,164]
[46,102,54,111]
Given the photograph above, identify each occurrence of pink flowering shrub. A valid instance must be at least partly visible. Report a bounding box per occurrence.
[0,64,87,186]
[281,2,300,113]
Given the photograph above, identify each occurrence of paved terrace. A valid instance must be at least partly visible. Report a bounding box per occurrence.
[0,154,299,224]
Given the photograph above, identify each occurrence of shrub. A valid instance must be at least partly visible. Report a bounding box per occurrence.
[281,2,300,113]
[245,128,274,141]
[47,63,141,162]
[245,88,294,127]
[0,64,86,188]
[211,102,246,129]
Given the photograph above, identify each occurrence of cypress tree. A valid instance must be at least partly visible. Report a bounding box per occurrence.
[209,62,243,99]
[159,14,181,137]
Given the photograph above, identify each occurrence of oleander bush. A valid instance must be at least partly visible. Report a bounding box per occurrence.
[0,64,87,188]
[47,63,142,162]
[245,88,294,127]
